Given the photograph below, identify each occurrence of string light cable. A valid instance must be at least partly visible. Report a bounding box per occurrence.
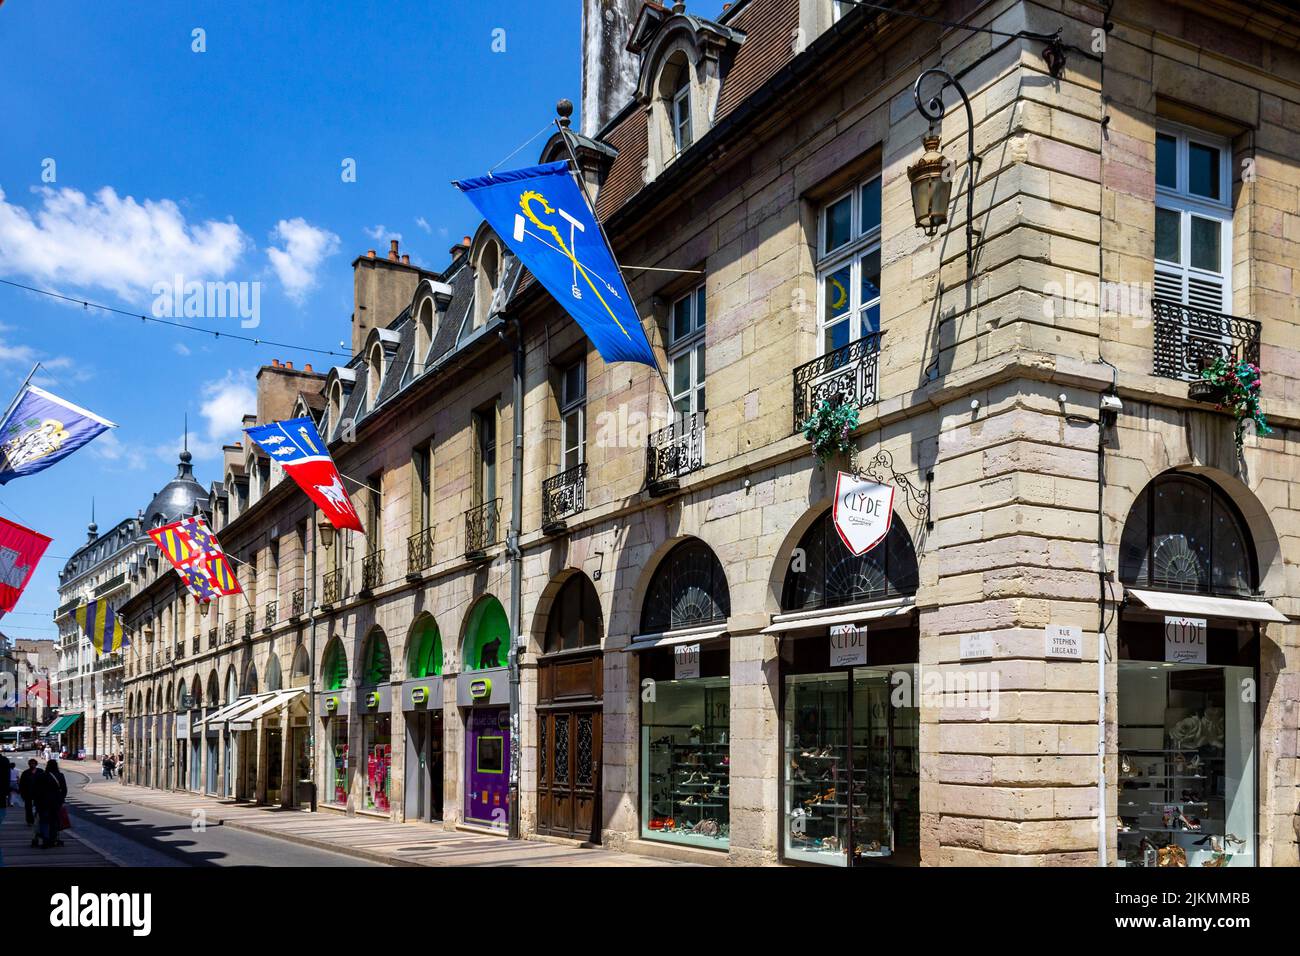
[0,277,350,359]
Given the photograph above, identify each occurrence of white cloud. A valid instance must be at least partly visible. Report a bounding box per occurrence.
[364,224,401,242]
[198,369,256,449]
[414,217,432,234]
[0,185,248,299]
[266,218,339,302]
[173,342,192,356]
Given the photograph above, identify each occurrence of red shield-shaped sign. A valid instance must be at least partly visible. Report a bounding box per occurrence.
[832,472,895,556]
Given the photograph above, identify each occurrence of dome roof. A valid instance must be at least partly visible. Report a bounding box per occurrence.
[143,450,209,529]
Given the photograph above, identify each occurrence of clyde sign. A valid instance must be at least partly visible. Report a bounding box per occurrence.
[832,472,895,556]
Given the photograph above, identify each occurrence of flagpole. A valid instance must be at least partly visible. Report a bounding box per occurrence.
[554,121,677,417]
[0,363,39,429]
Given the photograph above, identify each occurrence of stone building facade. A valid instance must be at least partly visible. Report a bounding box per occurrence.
[119,0,1300,867]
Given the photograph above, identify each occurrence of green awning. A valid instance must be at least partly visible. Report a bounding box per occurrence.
[46,713,83,734]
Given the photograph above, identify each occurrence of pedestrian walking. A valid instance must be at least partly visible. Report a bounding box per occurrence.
[18,759,43,846]
[36,758,67,849]
[41,743,51,763]
[101,754,113,780]
[6,762,16,807]
[0,752,11,807]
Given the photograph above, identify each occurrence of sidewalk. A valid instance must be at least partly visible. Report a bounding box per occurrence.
[0,796,113,868]
[84,782,692,867]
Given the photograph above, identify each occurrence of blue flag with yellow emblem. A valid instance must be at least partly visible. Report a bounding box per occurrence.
[75,597,130,656]
[0,384,116,484]
[453,161,657,367]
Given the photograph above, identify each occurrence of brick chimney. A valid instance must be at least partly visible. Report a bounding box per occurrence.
[256,361,328,424]
[351,237,423,355]
[581,0,641,137]
[449,235,472,268]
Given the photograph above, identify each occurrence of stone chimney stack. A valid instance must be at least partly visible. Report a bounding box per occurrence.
[351,237,423,356]
[581,0,642,137]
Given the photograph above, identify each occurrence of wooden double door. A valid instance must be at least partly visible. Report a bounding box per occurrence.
[536,653,602,842]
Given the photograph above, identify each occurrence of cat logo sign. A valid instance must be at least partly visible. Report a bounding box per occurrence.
[832,471,895,556]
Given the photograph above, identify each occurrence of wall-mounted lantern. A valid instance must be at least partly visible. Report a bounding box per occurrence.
[907,68,981,276]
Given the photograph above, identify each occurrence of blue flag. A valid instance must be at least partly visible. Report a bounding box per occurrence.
[454,161,657,367]
[0,385,116,484]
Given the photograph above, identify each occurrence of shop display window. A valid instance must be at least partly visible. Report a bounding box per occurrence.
[1117,662,1255,867]
[640,675,731,850]
[783,667,919,866]
[328,717,349,806]
[363,714,392,812]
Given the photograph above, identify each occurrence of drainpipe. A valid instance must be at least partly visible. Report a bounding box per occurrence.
[308,540,318,814]
[501,318,525,841]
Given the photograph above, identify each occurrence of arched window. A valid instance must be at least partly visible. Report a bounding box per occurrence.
[662,52,692,155]
[640,539,730,633]
[190,676,203,708]
[545,574,603,653]
[322,636,348,691]
[463,596,509,671]
[290,645,310,689]
[1119,472,1256,597]
[225,668,238,704]
[206,671,219,707]
[414,298,435,373]
[367,342,385,409]
[265,653,283,692]
[407,616,442,678]
[360,627,392,685]
[781,510,919,612]
[242,661,259,696]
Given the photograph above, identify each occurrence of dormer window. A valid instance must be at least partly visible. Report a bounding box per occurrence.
[327,381,343,437]
[671,65,692,154]
[474,240,501,330]
[414,298,435,373]
[368,341,385,408]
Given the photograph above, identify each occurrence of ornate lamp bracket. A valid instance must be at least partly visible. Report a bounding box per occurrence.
[856,450,934,533]
[912,68,981,277]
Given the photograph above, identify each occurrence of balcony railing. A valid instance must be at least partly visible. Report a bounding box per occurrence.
[264,600,278,629]
[542,463,586,534]
[465,499,501,560]
[322,569,343,606]
[223,622,235,645]
[174,641,184,660]
[791,332,885,434]
[208,628,217,651]
[290,588,305,618]
[646,411,706,495]
[361,550,384,593]
[1152,298,1262,391]
[242,612,255,639]
[94,571,127,598]
[407,528,434,577]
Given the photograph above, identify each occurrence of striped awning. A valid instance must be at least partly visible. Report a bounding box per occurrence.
[46,712,83,734]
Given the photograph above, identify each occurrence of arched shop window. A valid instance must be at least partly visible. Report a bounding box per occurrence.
[407,616,442,678]
[264,653,283,692]
[781,510,919,612]
[640,539,731,633]
[290,646,310,688]
[1119,472,1256,597]
[322,637,349,691]
[206,671,219,705]
[463,596,509,671]
[545,574,603,654]
[225,668,238,704]
[190,676,203,708]
[242,661,259,696]
[361,627,392,684]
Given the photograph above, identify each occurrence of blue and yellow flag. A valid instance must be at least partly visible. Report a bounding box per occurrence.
[453,162,657,367]
[75,598,130,656]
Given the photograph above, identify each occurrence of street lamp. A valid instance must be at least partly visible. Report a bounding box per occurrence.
[907,68,980,276]
[316,519,335,552]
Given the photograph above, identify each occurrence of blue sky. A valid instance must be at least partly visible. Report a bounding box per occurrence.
[0,0,728,638]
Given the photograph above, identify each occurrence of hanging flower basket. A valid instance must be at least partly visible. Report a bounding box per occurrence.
[801,396,859,465]
[1194,356,1271,450]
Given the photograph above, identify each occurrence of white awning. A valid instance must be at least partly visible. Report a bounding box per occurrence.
[762,599,916,634]
[232,689,306,726]
[1127,588,1289,624]
[624,625,728,652]
[198,693,266,729]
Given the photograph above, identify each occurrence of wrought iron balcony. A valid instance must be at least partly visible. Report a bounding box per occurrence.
[290,588,305,619]
[264,600,278,630]
[542,463,586,534]
[465,499,501,561]
[174,641,184,660]
[361,550,384,594]
[792,332,885,434]
[208,628,217,650]
[242,612,255,639]
[94,571,127,598]
[223,622,235,645]
[322,569,343,606]
[407,528,434,578]
[646,411,706,496]
[1152,298,1261,397]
